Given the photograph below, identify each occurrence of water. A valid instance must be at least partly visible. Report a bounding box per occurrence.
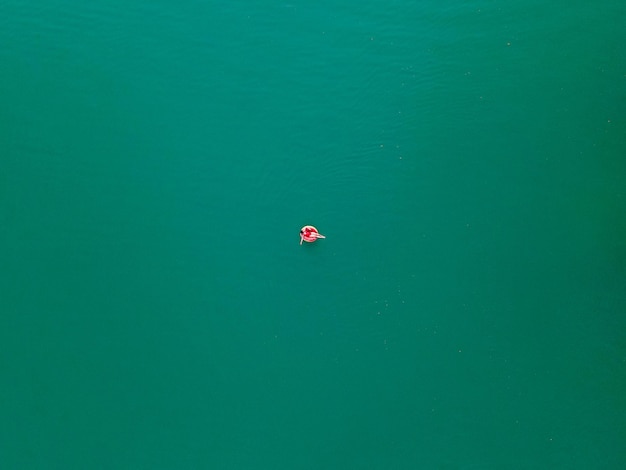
[1,1,625,468]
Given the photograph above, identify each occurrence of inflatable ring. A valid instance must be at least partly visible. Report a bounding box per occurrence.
[300,225,326,245]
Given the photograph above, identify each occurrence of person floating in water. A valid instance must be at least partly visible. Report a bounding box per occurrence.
[300,225,326,245]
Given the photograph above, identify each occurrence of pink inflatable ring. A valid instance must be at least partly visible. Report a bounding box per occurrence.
[300,225,326,245]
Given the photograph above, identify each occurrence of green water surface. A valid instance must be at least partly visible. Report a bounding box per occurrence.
[1,1,625,468]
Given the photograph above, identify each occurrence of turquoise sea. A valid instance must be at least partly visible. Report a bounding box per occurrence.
[1,1,625,468]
